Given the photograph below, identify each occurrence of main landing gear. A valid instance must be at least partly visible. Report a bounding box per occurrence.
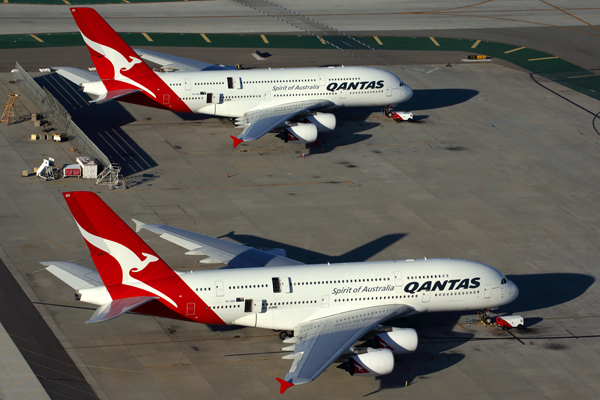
[278,330,294,341]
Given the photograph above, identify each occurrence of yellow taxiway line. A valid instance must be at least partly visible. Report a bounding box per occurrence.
[504,46,525,54]
[528,56,559,61]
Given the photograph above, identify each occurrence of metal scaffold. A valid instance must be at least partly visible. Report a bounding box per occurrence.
[1,90,20,125]
[96,163,126,190]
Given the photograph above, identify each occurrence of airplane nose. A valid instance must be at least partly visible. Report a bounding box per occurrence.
[404,85,413,101]
[509,280,519,300]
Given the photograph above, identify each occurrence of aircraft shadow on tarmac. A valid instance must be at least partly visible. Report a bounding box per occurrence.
[504,273,595,317]
[34,73,157,176]
[403,88,479,112]
[218,232,407,265]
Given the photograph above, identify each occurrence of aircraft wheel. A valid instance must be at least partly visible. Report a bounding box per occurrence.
[279,331,293,341]
[484,316,493,325]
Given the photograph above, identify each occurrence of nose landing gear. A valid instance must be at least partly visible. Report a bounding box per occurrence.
[478,309,495,325]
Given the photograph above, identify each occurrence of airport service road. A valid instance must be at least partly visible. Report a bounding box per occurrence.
[1,0,600,34]
[1,0,600,71]
[1,50,600,399]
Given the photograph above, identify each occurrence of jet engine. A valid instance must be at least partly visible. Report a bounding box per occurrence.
[284,123,318,144]
[376,328,418,354]
[304,112,336,132]
[347,348,394,377]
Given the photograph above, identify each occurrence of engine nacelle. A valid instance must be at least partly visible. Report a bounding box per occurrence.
[304,112,336,132]
[285,123,318,144]
[376,328,418,354]
[348,348,394,377]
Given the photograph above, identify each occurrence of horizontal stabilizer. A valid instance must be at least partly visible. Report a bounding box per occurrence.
[86,296,158,324]
[54,67,99,85]
[42,261,102,290]
[90,88,141,104]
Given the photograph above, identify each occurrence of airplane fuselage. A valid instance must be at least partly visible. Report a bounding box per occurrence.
[79,258,518,331]
[86,66,412,117]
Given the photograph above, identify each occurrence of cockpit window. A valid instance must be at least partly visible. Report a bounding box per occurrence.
[501,278,507,284]
[399,82,404,86]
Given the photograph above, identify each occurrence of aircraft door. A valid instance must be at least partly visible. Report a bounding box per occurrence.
[386,87,392,97]
[185,79,191,91]
[264,91,270,101]
[186,303,195,315]
[319,74,325,86]
[206,93,213,103]
[163,94,170,105]
[254,299,267,313]
[484,285,491,298]
[340,91,346,99]
[421,290,430,303]
[227,77,243,89]
[244,299,253,312]
[216,281,224,297]
[393,271,403,286]
[321,295,329,308]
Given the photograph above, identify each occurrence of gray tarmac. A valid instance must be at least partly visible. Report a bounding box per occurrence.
[1,49,600,399]
[1,1,600,398]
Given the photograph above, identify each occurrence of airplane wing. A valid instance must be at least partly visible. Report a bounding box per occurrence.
[231,99,334,147]
[133,220,304,268]
[42,261,103,290]
[133,49,238,72]
[53,67,99,85]
[277,304,414,393]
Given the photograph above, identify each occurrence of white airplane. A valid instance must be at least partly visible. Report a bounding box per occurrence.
[44,192,518,393]
[54,7,413,147]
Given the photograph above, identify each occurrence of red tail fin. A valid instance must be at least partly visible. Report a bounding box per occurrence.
[63,192,176,287]
[70,7,161,99]
[63,192,224,324]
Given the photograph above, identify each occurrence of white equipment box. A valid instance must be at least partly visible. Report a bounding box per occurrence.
[77,157,98,179]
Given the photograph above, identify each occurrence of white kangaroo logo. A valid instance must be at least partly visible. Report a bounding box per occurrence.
[81,32,156,98]
[77,223,177,308]
[120,56,142,73]
[354,361,368,374]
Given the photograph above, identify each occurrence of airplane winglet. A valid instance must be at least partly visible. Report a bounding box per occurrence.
[230,135,244,148]
[275,378,294,394]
